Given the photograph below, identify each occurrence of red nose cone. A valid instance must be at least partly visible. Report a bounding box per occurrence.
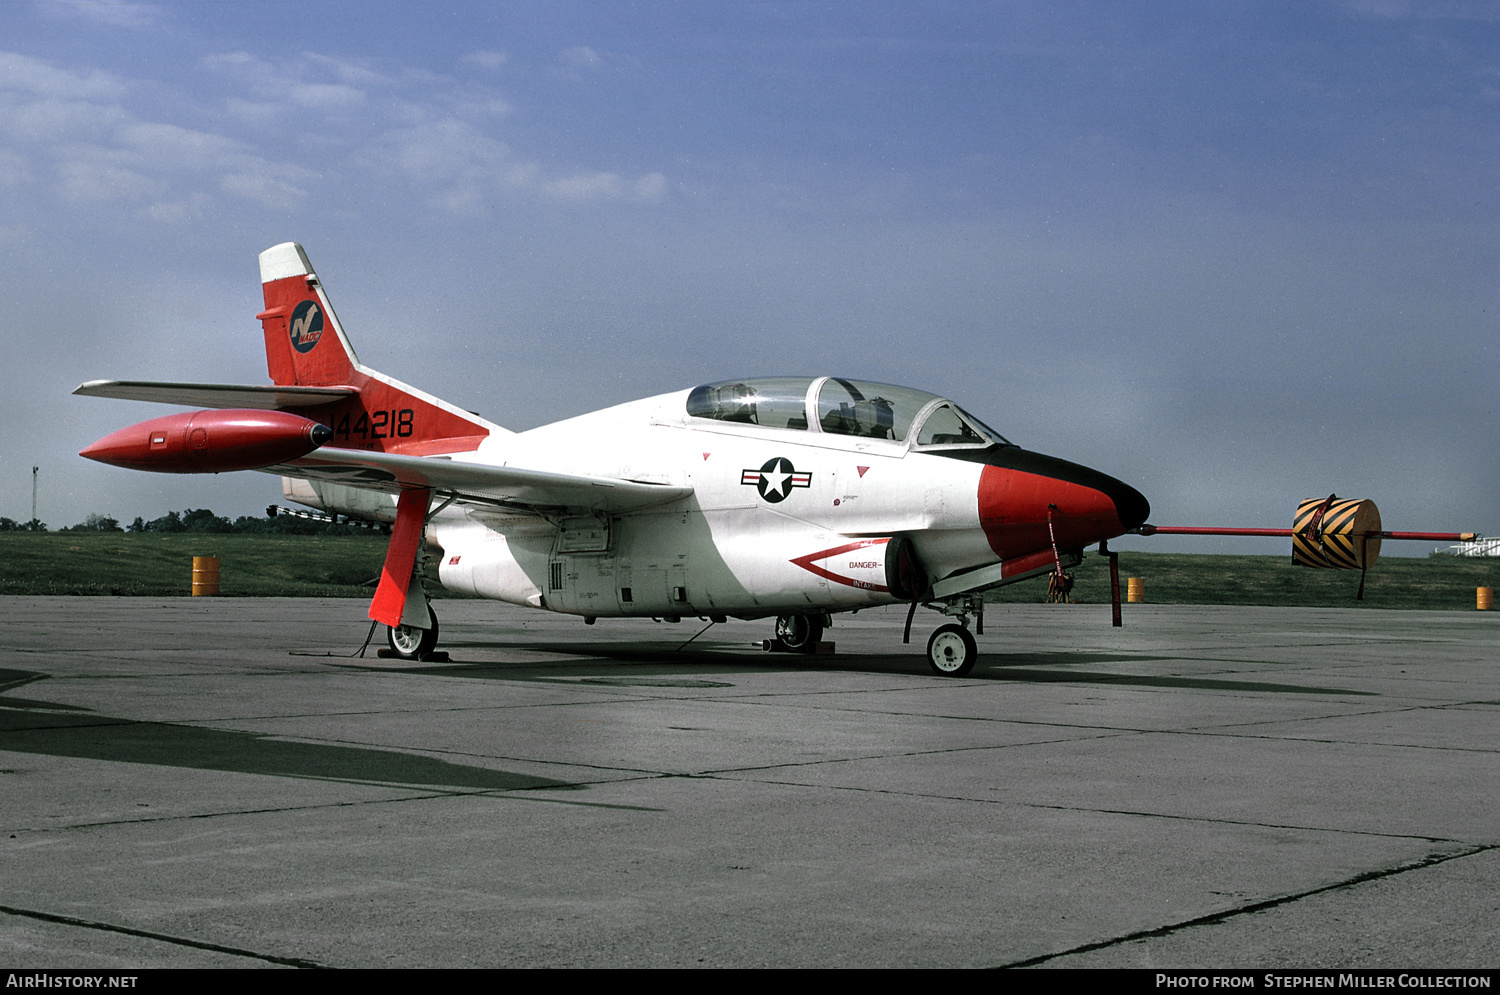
[81,409,331,473]
[977,462,1142,558]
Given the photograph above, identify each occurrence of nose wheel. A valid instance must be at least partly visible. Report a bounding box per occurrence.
[926,623,977,677]
[386,606,440,660]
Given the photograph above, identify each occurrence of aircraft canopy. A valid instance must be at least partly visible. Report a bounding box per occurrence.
[685,377,1009,447]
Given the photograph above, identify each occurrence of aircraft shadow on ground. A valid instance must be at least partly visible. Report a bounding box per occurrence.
[0,668,570,794]
[366,643,1376,697]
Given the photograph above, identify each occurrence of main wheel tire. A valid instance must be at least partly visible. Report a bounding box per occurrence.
[926,623,977,677]
[775,613,825,653]
[387,607,439,660]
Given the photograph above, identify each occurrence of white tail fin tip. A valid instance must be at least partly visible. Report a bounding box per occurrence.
[259,242,314,283]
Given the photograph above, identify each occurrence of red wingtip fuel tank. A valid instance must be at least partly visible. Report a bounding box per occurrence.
[976,450,1150,558]
[80,409,333,473]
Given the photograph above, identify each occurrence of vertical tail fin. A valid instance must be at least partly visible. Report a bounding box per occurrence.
[257,242,358,387]
[255,242,503,454]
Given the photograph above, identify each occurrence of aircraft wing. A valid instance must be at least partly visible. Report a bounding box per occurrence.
[74,380,356,410]
[279,447,694,515]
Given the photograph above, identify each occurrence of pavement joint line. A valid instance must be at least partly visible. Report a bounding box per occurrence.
[666,696,1405,736]
[11,697,1491,776]
[49,724,1144,786]
[988,843,1498,969]
[0,717,138,732]
[0,902,329,968]
[185,694,676,723]
[699,773,1483,846]
[36,703,1493,797]
[314,735,1146,783]
[7,777,672,834]
[19,760,1475,842]
[6,794,454,834]
[695,734,1143,774]
[1008,801,1481,846]
[1187,729,1499,755]
[719,696,1406,731]
[1169,700,1499,734]
[174,688,1126,731]
[228,727,1111,785]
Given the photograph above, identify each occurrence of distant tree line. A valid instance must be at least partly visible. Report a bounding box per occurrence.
[0,508,382,536]
[0,518,48,531]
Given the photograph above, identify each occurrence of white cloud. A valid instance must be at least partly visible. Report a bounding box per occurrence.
[539,170,670,204]
[305,52,393,89]
[560,46,603,70]
[379,117,511,182]
[453,97,513,118]
[33,0,160,29]
[0,149,32,186]
[542,170,625,201]
[0,51,126,100]
[116,122,243,170]
[0,95,121,145]
[57,155,157,201]
[199,52,255,72]
[461,51,509,71]
[219,171,307,210]
[0,48,672,222]
[222,97,284,125]
[144,192,210,223]
[0,53,329,216]
[1337,0,1500,19]
[370,112,671,213]
[201,51,372,111]
[289,82,366,111]
[634,172,668,202]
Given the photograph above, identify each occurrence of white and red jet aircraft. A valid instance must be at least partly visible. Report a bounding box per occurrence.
[78,243,1463,675]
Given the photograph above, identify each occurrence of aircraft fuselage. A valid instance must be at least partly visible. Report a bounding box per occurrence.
[403,385,1148,619]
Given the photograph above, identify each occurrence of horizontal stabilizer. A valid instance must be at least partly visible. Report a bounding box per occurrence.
[74,380,356,410]
[279,447,693,516]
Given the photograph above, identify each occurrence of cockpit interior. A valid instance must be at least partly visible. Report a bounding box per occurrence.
[685,376,1010,449]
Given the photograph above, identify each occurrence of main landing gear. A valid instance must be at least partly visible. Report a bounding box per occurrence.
[774,612,826,653]
[386,606,440,660]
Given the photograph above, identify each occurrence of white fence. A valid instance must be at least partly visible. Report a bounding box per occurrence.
[1443,536,1500,557]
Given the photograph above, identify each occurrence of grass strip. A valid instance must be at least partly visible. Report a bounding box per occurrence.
[0,534,1491,609]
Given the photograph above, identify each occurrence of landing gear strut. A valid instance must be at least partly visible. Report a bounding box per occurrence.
[386,606,440,660]
[774,613,825,653]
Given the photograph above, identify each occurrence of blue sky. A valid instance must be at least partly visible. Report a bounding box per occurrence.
[2,0,1495,553]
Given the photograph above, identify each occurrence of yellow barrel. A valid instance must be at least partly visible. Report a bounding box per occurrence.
[192,555,220,596]
[1479,588,1493,611]
[1127,577,1145,603]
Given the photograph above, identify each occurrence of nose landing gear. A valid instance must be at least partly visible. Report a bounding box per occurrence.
[906,593,984,677]
[926,623,978,676]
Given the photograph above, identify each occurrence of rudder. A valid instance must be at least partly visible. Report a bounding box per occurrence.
[257,242,359,388]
